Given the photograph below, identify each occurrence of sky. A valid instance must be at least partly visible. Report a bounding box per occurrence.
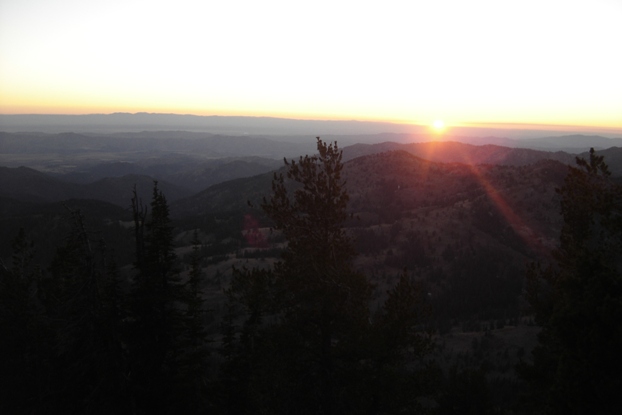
[1,0,621,130]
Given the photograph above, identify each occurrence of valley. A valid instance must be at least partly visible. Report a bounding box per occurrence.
[1,128,621,413]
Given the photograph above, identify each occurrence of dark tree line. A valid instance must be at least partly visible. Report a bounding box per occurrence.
[1,184,210,414]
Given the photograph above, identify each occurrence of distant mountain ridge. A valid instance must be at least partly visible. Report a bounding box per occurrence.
[0,131,315,158]
[1,112,620,141]
[331,133,622,153]
[342,141,622,175]
[0,113,421,136]
[3,140,622,212]
[342,141,577,166]
[2,130,621,164]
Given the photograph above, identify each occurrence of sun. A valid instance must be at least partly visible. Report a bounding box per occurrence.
[432,119,446,133]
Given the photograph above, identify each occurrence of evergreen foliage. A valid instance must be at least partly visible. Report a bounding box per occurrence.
[46,207,127,414]
[0,183,211,414]
[222,138,433,414]
[128,182,210,414]
[0,229,51,414]
[0,209,128,414]
[521,149,622,414]
[177,229,211,413]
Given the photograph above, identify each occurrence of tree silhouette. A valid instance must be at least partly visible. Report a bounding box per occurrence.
[177,229,211,413]
[1,210,128,414]
[46,207,127,414]
[0,229,52,414]
[521,148,622,414]
[128,182,186,413]
[223,138,432,414]
[128,182,212,414]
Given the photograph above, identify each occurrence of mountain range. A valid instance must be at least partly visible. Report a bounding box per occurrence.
[3,139,621,211]
[2,113,621,143]
[3,133,622,337]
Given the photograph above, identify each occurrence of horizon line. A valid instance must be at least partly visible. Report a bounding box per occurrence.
[1,112,621,133]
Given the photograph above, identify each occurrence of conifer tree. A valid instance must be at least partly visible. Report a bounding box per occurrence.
[0,229,51,414]
[265,138,371,413]
[177,229,210,413]
[521,149,622,414]
[46,208,127,414]
[224,138,432,414]
[128,182,184,413]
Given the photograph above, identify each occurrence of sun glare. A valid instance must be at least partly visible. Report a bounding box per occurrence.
[432,119,445,133]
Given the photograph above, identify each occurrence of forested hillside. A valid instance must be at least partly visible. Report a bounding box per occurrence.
[1,138,621,413]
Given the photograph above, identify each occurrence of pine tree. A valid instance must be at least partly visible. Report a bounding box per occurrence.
[521,149,622,414]
[128,182,184,414]
[177,229,210,413]
[223,138,433,414]
[45,207,127,414]
[0,229,51,414]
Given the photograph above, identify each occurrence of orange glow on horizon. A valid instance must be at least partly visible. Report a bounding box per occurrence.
[1,2,620,133]
[0,101,620,134]
[0,102,420,125]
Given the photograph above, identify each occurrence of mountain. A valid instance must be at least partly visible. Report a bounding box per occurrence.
[0,166,80,203]
[52,155,282,193]
[2,113,620,141]
[0,131,315,159]
[576,146,622,176]
[342,140,622,169]
[0,197,135,267]
[0,130,309,192]
[164,148,573,328]
[3,132,620,186]
[342,141,577,166]
[163,157,281,193]
[170,141,622,221]
[4,141,619,337]
[331,133,622,153]
[171,149,569,247]
[519,134,622,151]
[82,175,193,207]
[0,167,191,207]
[342,150,567,244]
[170,171,276,218]
[0,113,423,135]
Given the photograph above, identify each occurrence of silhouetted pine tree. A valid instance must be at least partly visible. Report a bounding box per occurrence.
[361,269,435,414]
[128,182,185,414]
[222,138,433,414]
[45,208,127,414]
[520,149,622,414]
[176,229,211,413]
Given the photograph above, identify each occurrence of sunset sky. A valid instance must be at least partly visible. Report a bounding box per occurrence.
[1,0,620,130]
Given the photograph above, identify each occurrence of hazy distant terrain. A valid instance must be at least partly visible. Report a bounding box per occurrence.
[2,126,622,208]
[2,113,621,146]
[0,113,421,136]
[343,132,622,153]
[0,130,316,159]
[4,131,622,209]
